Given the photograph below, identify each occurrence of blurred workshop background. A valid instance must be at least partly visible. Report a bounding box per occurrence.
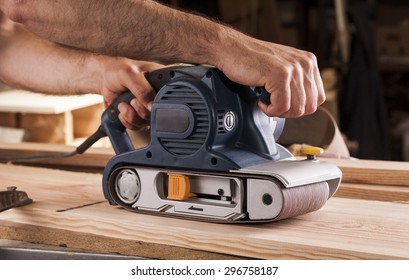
[163,0,409,161]
[0,0,408,161]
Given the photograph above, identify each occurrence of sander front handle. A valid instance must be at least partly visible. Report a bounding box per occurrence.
[100,66,179,155]
[251,87,271,105]
[101,91,135,155]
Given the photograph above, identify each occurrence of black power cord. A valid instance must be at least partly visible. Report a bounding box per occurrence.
[0,126,107,163]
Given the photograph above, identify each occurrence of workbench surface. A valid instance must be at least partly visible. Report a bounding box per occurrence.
[0,163,408,259]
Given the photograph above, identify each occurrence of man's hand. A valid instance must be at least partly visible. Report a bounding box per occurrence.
[216,35,326,118]
[96,58,163,130]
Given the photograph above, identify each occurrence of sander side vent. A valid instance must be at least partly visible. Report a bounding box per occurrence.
[217,110,227,134]
[159,86,209,156]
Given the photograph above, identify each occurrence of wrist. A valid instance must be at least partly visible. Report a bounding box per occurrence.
[165,9,235,67]
[207,26,249,72]
[198,23,238,68]
[208,28,257,86]
[80,54,105,94]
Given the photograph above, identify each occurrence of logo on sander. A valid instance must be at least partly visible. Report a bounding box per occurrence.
[223,111,236,131]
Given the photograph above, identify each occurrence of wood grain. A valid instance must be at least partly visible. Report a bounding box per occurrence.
[324,158,409,187]
[0,164,408,259]
[0,142,112,172]
[0,112,17,127]
[0,90,103,114]
[20,111,74,144]
[336,183,409,203]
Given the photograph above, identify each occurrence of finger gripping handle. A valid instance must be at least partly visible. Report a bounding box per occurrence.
[101,91,135,154]
[100,67,174,155]
[106,91,134,122]
[252,87,271,105]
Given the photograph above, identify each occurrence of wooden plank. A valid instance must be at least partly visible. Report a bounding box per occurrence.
[0,135,147,171]
[0,142,112,172]
[0,112,17,127]
[0,164,408,259]
[0,90,105,145]
[336,183,409,203]
[0,222,238,260]
[71,103,104,138]
[0,90,103,114]
[323,158,409,187]
[0,127,24,143]
[20,111,74,144]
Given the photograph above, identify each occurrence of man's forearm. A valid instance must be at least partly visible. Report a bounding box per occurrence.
[0,18,101,94]
[0,0,327,118]
[0,0,225,64]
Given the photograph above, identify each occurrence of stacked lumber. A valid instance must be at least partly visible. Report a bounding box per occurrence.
[0,90,104,145]
[325,158,409,202]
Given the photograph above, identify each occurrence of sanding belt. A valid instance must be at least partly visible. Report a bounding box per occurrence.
[115,169,330,224]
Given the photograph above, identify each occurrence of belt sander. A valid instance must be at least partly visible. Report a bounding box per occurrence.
[95,65,341,223]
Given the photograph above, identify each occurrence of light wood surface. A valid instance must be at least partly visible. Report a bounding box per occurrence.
[0,164,408,259]
[0,90,103,114]
[336,183,409,202]
[324,158,409,187]
[0,142,112,172]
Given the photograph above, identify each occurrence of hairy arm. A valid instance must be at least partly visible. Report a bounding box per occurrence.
[0,13,163,129]
[0,0,325,117]
[0,0,216,63]
[0,17,100,94]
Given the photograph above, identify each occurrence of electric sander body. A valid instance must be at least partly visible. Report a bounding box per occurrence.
[100,65,342,223]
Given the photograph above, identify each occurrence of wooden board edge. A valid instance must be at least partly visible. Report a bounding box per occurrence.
[0,142,112,172]
[335,183,409,202]
[0,221,242,260]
